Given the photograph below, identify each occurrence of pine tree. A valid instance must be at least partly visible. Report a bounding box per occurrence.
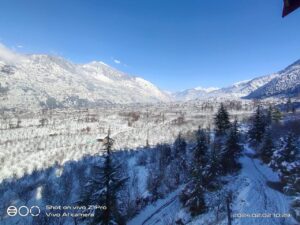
[194,128,209,169]
[147,165,163,200]
[147,144,172,199]
[204,144,223,188]
[173,132,187,158]
[222,120,242,173]
[286,98,292,113]
[272,107,282,123]
[157,143,172,170]
[281,133,298,164]
[249,105,266,144]
[214,103,231,135]
[265,105,273,127]
[180,178,206,216]
[172,133,188,185]
[260,130,275,164]
[180,129,208,216]
[270,132,299,194]
[80,130,127,225]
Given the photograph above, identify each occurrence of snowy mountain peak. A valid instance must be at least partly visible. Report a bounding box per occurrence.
[0,44,171,110]
[86,60,108,66]
[194,86,219,92]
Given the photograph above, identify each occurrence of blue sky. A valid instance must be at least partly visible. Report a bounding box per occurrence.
[0,0,299,91]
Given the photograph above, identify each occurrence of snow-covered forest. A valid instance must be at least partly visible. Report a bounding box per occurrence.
[0,99,299,225]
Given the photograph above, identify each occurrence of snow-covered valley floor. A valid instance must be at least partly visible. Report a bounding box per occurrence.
[1,103,299,225]
[0,101,255,181]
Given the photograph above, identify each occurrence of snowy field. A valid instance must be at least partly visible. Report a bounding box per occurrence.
[0,100,257,181]
[0,99,299,225]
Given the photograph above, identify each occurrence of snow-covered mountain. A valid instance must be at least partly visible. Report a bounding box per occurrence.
[174,59,300,101]
[173,74,279,101]
[172,87,219,101]
[213,73,280,98]
[0,45,170,110]
[247,59,300,98]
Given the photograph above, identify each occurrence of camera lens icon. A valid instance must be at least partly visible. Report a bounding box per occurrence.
[7,206,18,216]
[30,206,41,216]
[7,206,40,217]
[18,206,29,217]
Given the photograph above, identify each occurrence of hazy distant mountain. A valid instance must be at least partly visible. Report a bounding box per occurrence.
[173,74,279,101]
[0,47,170,110]
[174,59,300,101]
[247,59,300,99]
[172,87,219,101]
[213,73,280,98]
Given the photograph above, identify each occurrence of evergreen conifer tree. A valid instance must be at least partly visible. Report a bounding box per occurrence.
[222,120,242,173]
[214,103,231,135]
[172,133,188,184]
[272,107,282,123]
[270,132,299,195]
[204,144,223,187]
[180,129,208,216]
[157,143,172,170]
[260,130,275,164]
[265,105,273,127]
[194,128,209,169]
[281,133,298,164]
[173,132,187,158]
[181,176,206,216]
[286,98,292,113]
[80,130,127,225]
[249,106,266,144]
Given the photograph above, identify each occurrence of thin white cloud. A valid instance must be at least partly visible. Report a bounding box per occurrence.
[16,45,23,48]
[0,43,26,64]
[113,59,121,64]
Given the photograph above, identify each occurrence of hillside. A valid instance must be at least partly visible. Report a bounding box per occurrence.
[173,59,300,101]
[247,60,300,98]
[0,46,170,111]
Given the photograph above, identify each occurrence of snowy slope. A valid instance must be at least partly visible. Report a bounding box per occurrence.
[247,59,300,98]
[127,189,181,225]
[213,74,280,98]
[173,60,300,101]
[0,45,170,110]
[173,74,279,101]
[127,146,297,225]
[188,155,297,225]
[233,156,296,225]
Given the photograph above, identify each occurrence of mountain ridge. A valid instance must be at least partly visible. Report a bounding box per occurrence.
[0,46,171,110]
[173,59,300,101]
[247,59,300,99]
[1,43,299,110]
